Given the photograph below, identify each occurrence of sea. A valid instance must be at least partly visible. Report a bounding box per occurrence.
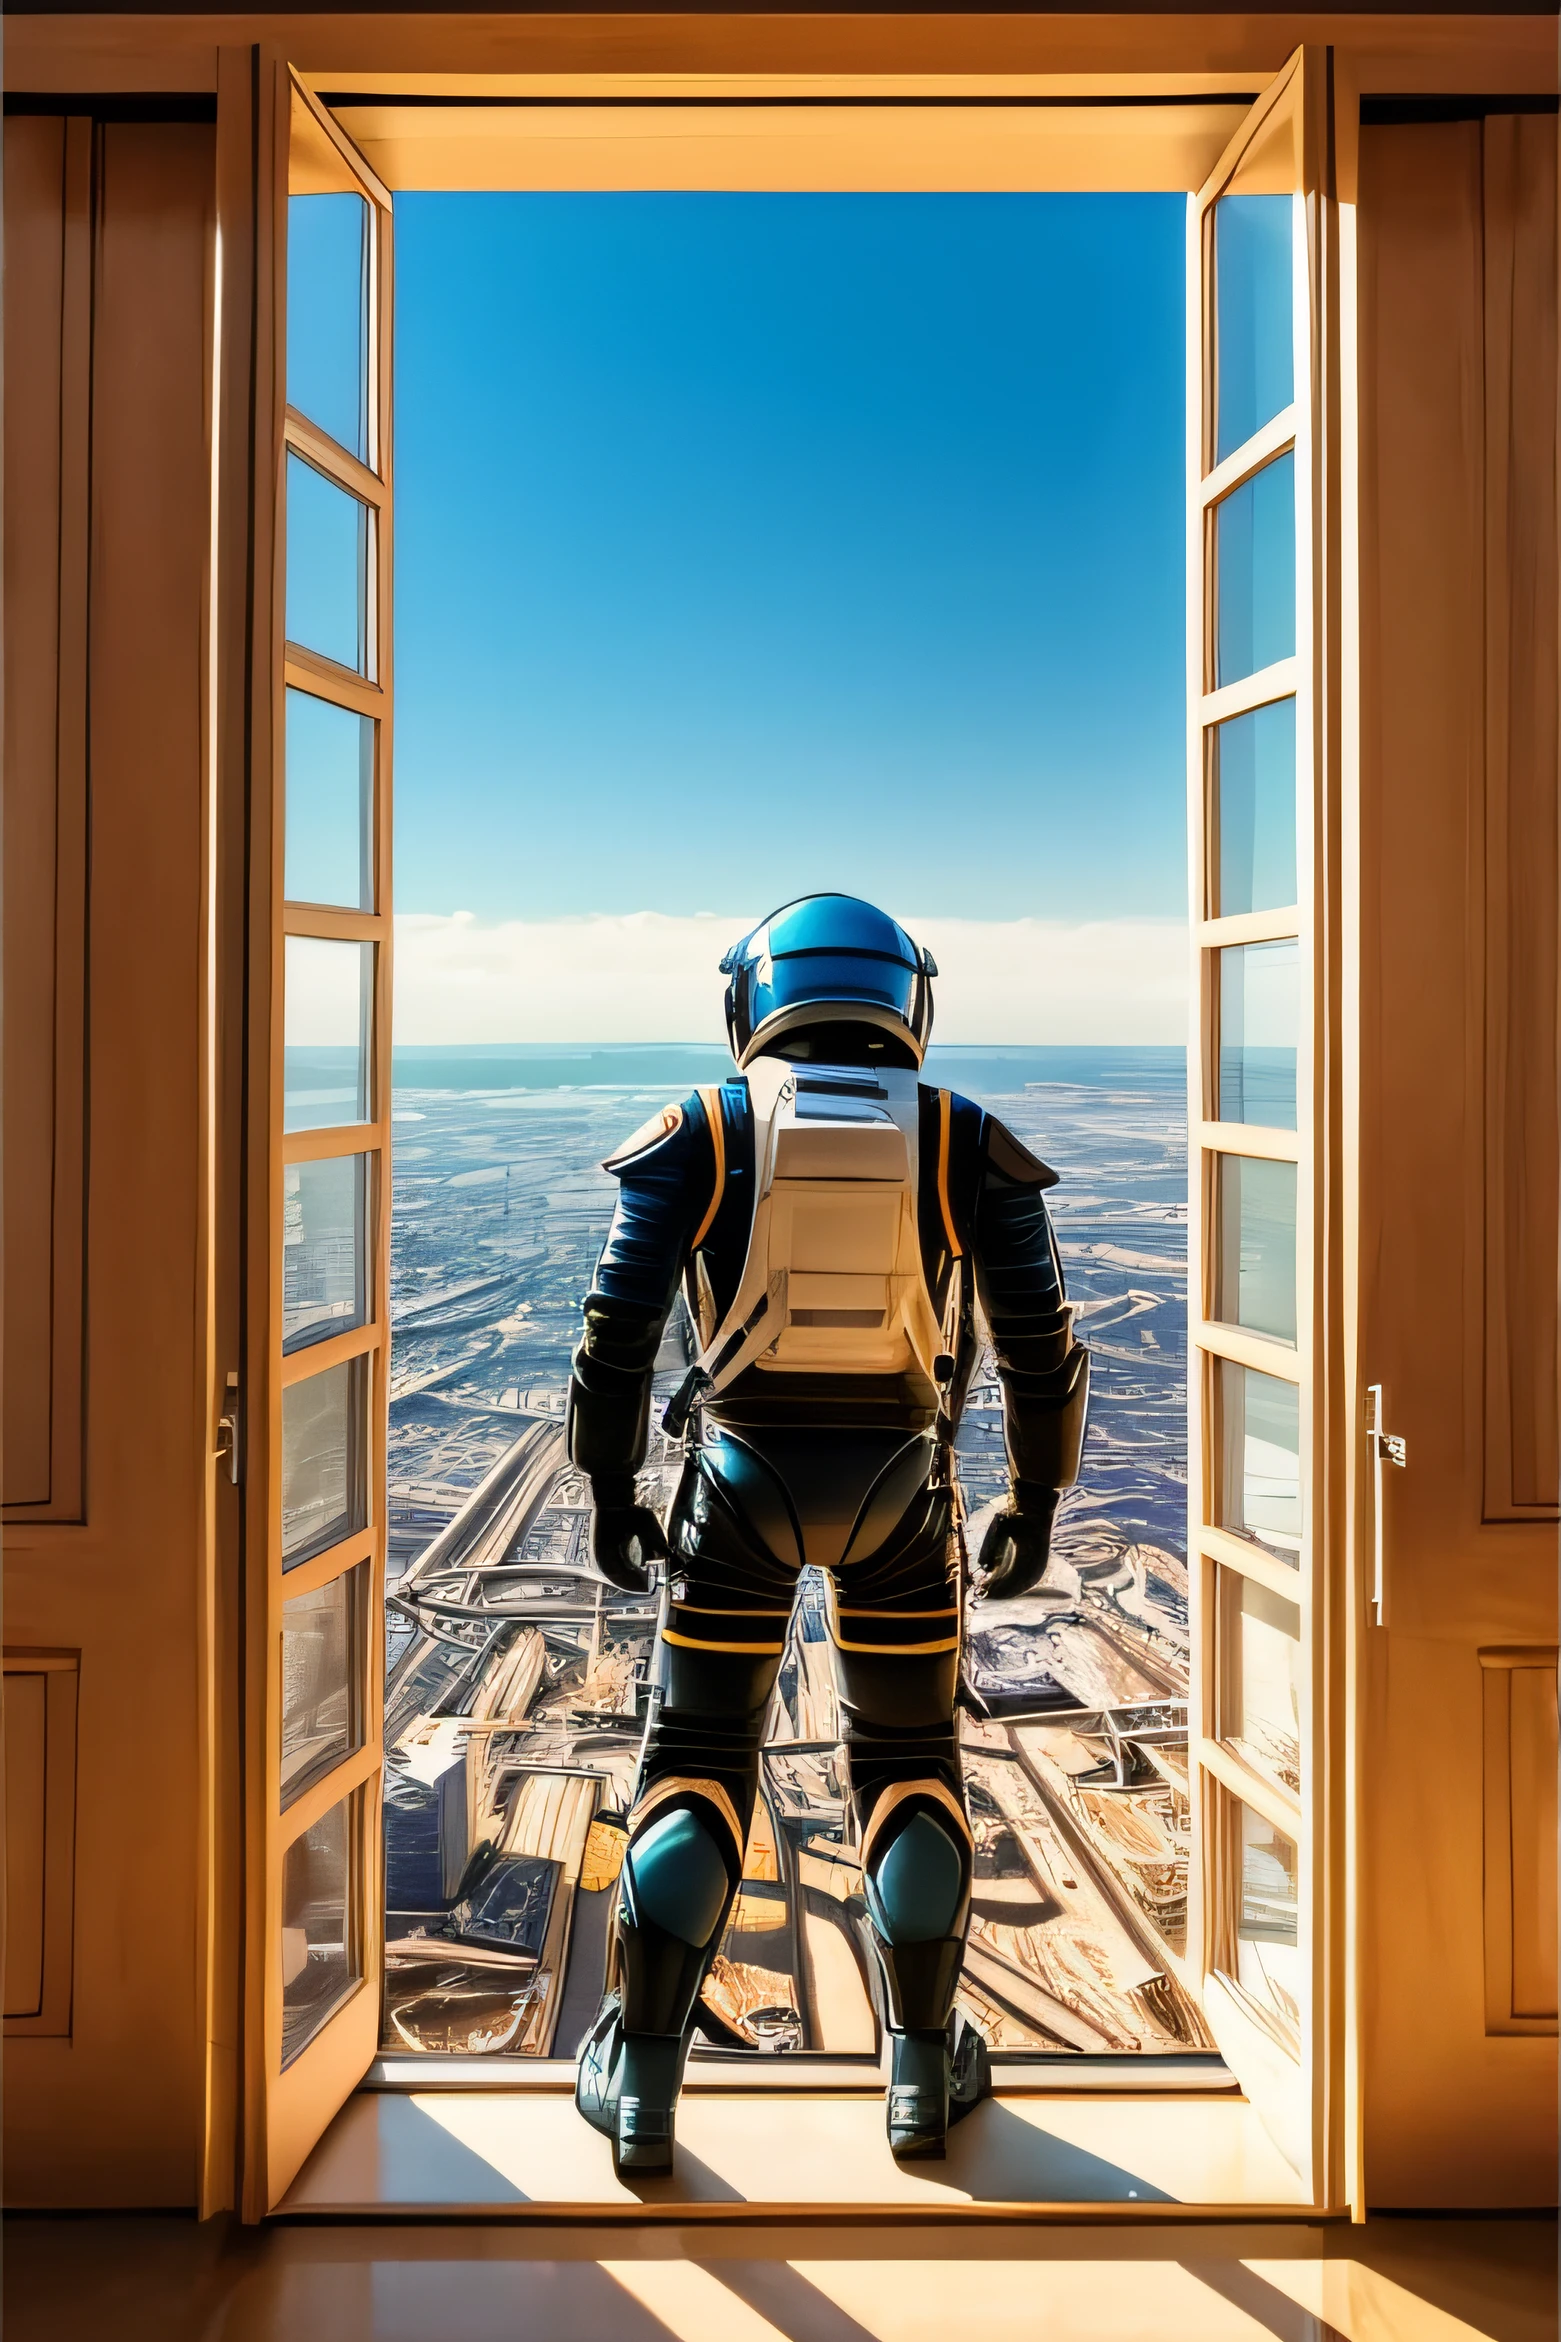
[384,1041,1190,1562]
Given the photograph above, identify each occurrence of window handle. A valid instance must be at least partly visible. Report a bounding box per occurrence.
[216,1371,242,1487]
[1365,1383,1406,1626]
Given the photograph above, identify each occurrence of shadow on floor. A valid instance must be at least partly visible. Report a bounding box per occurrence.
[940,2098,1175,2201]
[3,2212,1556,2342]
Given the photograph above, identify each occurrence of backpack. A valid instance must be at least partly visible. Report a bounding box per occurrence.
[664,1055,964,1436]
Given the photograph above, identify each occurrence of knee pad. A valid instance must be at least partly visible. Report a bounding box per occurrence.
[624,1805,731,1950]
[865,1806,968,1946]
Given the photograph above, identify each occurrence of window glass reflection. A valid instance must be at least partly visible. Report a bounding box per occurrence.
[1208,698,1297,916]
[285,688,374,910]
[1224,1574,1301,1793]
[287,192,369,462]
[284,936,372,1135]
[282,1567,363,1808]
[1215,1155,1297,1343]
[281,1357,366,1569]
[1218,941,1298,1129]
[1214,1359,1301,1562]
[1215,195,1293,463]
[1235,1803,1300,2052]
[284,1154,369,1353]
[282,1794,359,2065]
[286,453,369,676]
[1215,453,1295,688]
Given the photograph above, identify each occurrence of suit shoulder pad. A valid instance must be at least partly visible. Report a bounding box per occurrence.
[602,1100,689,1176]
[981,1114,1058,1189]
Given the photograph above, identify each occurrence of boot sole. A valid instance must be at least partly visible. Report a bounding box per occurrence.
[889,2133,947,2161]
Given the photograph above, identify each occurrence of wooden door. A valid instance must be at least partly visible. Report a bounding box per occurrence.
[1354,103,1558,2209]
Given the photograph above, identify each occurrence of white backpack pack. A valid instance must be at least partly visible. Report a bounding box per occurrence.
[676,1056,965,1426]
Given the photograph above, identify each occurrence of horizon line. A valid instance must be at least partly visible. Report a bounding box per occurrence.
[387,1037,1189,1048]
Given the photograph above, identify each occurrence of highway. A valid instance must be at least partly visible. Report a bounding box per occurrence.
[401,1416,565,1585]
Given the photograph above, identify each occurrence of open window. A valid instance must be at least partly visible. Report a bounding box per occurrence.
[235,51,1347,2215]
[1185,49,1335,2188]
[243,69,395,2217]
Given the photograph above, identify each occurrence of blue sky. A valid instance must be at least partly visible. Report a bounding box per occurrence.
[392,194,1188,936]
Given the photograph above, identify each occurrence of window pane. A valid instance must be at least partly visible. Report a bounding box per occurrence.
[285,688,373,910]
[1236,1803,1300,2052]
[284,936,371,1135]
[1215,1155,1297,1343]
[286,453,369,675]
[1214,1359,1302,1563]
[284,1154,369,1354]
[1208,697,1297,915]
[282,1357,366,1570]
[282,1566,363,1809]
[1224,1574,1301,1793]
[1217,941,1298,1129]
[1215,195,1294,463]
[1215,452,1295,688]
[287,192,369,462]
[282,1793,360,2066]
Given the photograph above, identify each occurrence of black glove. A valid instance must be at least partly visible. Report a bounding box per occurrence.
[587,1473,668,1594]
[972,1483,1063,1602]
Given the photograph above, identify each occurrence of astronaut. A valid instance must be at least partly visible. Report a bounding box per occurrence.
[567,894,1089,2172]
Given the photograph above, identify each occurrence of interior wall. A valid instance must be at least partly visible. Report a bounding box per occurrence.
[3,114,217,2206]
[1357,110,1559,2209]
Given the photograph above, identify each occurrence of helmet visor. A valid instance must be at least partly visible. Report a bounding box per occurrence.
[744,949,923,1039]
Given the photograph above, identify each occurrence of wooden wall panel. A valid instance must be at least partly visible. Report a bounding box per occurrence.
[2,1655,81,2038]
[1481,1650,1560,2034]
[3,1674,49,2017]
[1482,113,1560,1524]
[1507,1667,1559,2021]
[1358,119,1486,1623]
[2,119,91,1521]
[3,119,215,2206]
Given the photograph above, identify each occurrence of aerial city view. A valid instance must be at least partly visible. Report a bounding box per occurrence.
[377,1040,1211,2064]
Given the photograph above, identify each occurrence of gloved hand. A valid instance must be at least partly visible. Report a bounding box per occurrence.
[587,1473,668,1594]
[972,1483,1063,1602]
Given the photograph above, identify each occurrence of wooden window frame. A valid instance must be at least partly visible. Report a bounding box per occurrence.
[1185,48,1340,2200]
[239,62,398,2217]
[209,41,1367,2220]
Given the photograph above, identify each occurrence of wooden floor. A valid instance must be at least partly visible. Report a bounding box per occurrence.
[280,2085,1311,2217]
[5,2207,1555,2342]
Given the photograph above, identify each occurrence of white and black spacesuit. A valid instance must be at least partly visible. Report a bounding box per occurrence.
[567,895,1089,2172]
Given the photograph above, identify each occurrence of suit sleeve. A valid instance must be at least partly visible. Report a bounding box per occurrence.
[969,1114,1090,1501]
[565,1096,713,1493]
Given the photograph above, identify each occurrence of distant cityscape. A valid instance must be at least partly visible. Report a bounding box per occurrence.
[363,1042,1209,2062]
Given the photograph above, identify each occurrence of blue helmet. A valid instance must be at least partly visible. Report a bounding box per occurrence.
[719,894,937,1070]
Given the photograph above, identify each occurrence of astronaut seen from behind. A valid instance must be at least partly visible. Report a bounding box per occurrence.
[565,893,1090,2174]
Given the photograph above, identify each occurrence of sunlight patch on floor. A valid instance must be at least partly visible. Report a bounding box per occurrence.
[341,2086,1311,2212]
[1244,2257,1510,2342]
[598,2261,795,2342]
[788,2258,1272,2341]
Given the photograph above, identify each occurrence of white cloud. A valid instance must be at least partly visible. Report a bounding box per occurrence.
[391,909,1188,1047]
[917,914,1188,1045]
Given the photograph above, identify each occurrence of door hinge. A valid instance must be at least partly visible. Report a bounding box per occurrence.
[216,1371,242,1487]
[1365,1383,1406,1626]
